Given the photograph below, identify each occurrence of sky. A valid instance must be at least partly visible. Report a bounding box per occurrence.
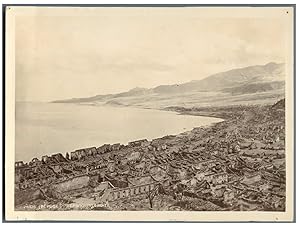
[14,7,293,102]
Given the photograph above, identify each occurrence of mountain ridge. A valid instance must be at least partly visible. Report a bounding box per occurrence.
[52,62,285,107]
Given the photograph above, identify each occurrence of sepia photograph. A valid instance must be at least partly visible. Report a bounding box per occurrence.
[4,5,295,222]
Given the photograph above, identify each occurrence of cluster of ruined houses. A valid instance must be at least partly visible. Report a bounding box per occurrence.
[89,174,170,203]
[162,127,285,210]
[14,138,170,190]
[169,153,285,211]
[15,139,151,169]
[15,121,285,211]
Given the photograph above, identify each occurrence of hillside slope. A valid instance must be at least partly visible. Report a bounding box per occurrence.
[53,62,285,108]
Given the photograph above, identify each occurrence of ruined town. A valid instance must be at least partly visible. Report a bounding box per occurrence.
[15,99,286,211]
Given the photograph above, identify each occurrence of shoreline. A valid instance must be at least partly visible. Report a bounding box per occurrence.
[15,102,224,164]
[14,99,286,211]
[17,100,283,164]
[50,100,229,119]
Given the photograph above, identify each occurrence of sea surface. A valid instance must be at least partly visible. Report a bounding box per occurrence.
[15,102,223,162]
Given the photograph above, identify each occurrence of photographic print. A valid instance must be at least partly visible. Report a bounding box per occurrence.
[4,5,295,222]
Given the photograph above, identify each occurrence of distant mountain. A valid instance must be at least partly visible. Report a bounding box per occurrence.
[52,94,113,103]
[151,62,284,94]
[222,81,285,95]
[113,87,151,98]
[52,87,150,103]
[52,62,285,108]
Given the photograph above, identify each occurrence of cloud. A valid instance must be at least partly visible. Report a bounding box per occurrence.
[15,8,291,101]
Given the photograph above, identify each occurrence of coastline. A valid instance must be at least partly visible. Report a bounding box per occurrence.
[58,100,243,120]
[55,100,228,120]
[16,102,223,164]
[14,99,286,212]
[16,100,281,165]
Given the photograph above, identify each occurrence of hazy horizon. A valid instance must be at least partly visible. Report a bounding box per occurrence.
[15,7,291,102]
[17,61,284,103]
